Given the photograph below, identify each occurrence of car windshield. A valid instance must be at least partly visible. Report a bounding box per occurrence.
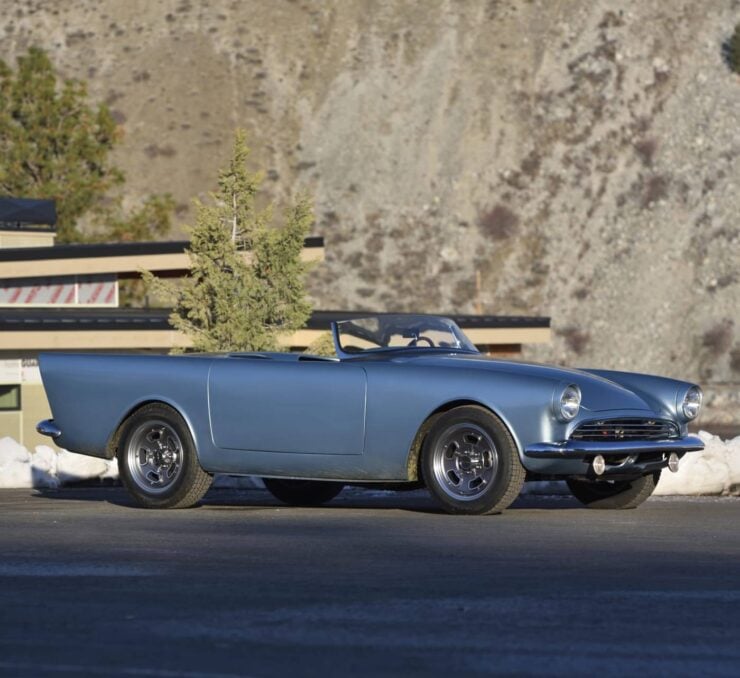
[334,315,478,355]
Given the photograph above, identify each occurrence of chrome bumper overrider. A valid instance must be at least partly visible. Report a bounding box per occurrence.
[524,435,704,459]
[36,419,62,440]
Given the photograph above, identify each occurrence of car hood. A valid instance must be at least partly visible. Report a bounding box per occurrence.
[392,352,655,413]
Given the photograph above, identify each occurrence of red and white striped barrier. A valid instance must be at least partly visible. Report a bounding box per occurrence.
[0,275,118,306]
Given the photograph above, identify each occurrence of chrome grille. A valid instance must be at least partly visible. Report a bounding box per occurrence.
[570,418,679,442]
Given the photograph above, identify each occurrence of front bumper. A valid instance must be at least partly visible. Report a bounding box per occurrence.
[525,435,704,458]
[522,435,704,479]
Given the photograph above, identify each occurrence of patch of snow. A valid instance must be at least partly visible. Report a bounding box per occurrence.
[55,449,110,485]
[29,444,59,489]
[0,437,116,489]
[654,431,740,496]
[0,437,32,488]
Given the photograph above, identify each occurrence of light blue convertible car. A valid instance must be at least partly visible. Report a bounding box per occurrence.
[37,314,704,514]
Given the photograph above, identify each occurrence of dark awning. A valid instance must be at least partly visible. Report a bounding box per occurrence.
[0,307,550,332]
[0,197,57,228]
[0,236,323,262]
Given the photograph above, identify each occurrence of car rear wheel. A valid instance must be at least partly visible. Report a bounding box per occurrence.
[262,478,344,506]
[566,471,660,509]
[420,406,525,515]
[118,403,212,509]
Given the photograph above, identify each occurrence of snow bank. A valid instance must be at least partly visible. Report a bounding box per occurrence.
[654,431,740,496]
[0,438,33,488]
[0,437,117,489]
[0,432,738,496]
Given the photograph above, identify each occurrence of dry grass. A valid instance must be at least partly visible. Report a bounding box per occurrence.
[479,204,519,240]
[702,321,734,358]
[730,347,740,373]
[559,326,591,355]
[634,138,657,166]
[641,174,669,207]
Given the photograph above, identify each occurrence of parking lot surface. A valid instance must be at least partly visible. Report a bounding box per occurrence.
[1,487,739,677]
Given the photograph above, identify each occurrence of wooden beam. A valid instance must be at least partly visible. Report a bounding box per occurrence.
[0,246,324,279]
[463,327,550,345]
[0,230,56,249]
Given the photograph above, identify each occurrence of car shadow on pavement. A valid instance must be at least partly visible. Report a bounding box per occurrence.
[30,485,583,512]
[30,486,280,513]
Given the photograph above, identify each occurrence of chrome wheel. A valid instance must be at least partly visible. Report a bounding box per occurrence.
[431,423,499,501]
[126,420,184,494]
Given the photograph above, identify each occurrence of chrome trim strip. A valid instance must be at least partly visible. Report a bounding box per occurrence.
[524,435,704,458]
[36,418,62,440]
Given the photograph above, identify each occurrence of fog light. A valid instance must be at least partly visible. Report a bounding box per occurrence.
[668,452,680,473]
[592,454,606,476]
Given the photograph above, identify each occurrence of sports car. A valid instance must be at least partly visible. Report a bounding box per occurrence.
[37,314,704,514]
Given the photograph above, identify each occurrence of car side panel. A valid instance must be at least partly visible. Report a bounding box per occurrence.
[203,361,557,480]
[208,360,367,454]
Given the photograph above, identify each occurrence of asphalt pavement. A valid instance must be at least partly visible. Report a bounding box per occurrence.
[1,486,739,677]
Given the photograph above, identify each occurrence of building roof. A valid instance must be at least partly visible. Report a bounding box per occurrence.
[0,237,324,262]
[0,307,169,331]
[0,307,551,352]
[0,237,325,279]
[0,197,56,229]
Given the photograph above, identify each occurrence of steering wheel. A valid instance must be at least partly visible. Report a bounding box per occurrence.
[407,335,435,348]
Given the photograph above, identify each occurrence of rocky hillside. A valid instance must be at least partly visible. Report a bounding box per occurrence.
[2,0,738,420]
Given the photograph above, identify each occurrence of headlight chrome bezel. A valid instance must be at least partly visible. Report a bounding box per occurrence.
[680,385,703,421]
[557,384,582,422]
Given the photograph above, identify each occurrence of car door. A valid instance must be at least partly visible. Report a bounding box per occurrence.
[208,358,367,455]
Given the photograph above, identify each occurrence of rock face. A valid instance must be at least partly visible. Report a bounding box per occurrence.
[1,0,738,419]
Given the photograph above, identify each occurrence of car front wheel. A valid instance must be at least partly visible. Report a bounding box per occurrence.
[118,403,212,509]
[566,471,660,509]
[420,406,526,515]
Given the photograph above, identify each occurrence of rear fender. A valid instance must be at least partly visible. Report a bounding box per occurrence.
[39,353,212,459]
[105,396,201,460]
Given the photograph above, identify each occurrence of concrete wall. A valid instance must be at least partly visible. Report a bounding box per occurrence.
[20,383,53,450]
[0,360,53,450]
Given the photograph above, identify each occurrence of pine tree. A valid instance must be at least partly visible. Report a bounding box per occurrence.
[0,47,172,243]
[304,332,336,357]
[145,130,314,353]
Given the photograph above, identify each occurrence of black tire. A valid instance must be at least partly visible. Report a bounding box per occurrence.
[117,403,212,509]
[566,471,660,509]
[420,405,525,515]
[262,478,344,506]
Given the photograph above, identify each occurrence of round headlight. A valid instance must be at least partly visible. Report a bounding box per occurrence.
[681,386,702,420]
[559,384,581,421]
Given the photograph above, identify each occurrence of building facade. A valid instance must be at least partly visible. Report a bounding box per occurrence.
[0,199,551,449]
